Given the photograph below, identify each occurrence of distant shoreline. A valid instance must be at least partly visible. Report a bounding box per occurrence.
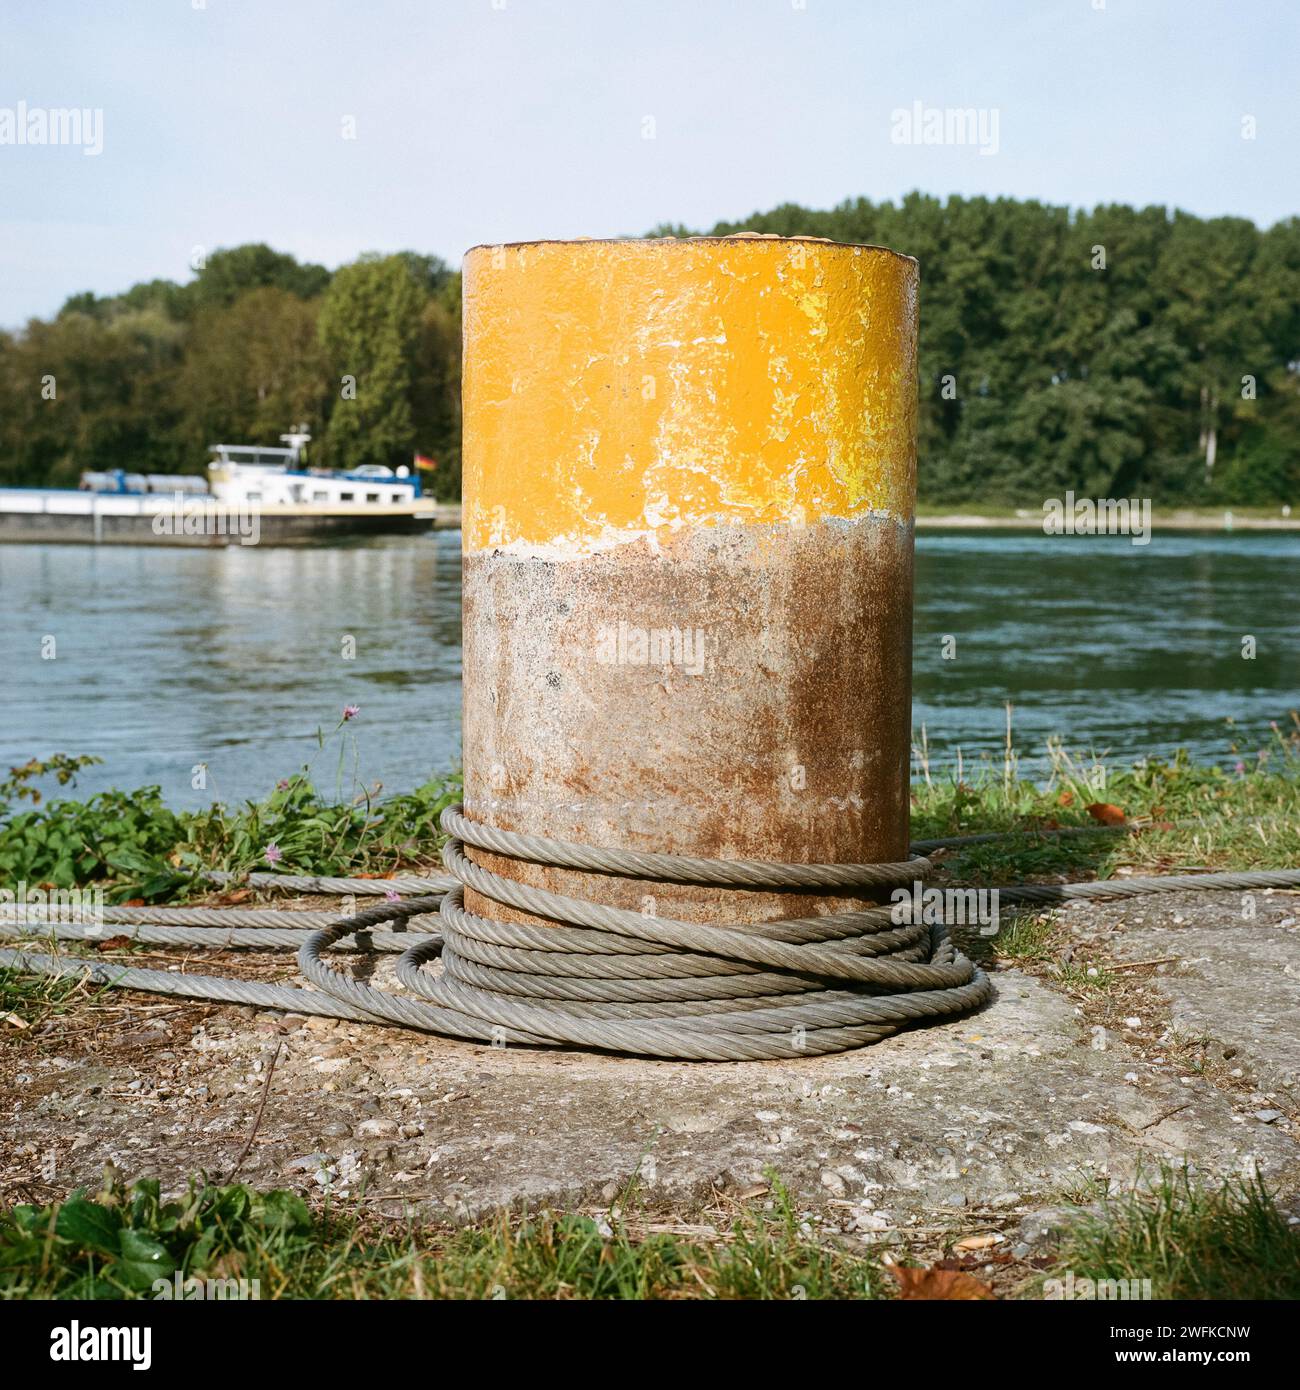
[431,506,1297,533]
[917,508,1298,531]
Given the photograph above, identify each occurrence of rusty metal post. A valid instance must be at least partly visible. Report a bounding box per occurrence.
[460,235,918,929]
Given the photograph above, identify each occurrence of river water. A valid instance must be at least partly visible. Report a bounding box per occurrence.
[2,529,1296,808]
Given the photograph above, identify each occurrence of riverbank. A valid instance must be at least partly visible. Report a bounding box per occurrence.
[1,729,1296,899]
[3,744,1298,1303]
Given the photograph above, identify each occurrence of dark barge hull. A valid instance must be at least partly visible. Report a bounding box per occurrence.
[0,507,462,546]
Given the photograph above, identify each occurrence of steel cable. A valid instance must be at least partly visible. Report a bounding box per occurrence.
[3,805,1297,1061]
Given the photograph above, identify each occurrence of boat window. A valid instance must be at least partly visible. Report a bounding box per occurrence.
[313,491,329,502]
[339,491,354,502]
[366,492,380,502]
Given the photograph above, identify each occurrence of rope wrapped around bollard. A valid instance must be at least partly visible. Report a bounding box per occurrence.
[295,805,993,1061]
[5,808,1299,1059]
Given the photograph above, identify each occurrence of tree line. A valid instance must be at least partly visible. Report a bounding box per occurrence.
[0,245,464,498]
[2,193,1297,505]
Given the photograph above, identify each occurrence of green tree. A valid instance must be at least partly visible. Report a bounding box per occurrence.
[0,307,183,486]
[409,274,463,498]
[184,244,330,313]
[316,254,426,472]
[174,287,329,463]
[3,207,1298,505]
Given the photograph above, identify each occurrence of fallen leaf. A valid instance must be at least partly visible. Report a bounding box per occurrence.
[1,1011,29,1030]
[95,935,132,951]
[1057,790,1074,807]
[735,1184,770,1201]
[1085,802,1127,826]
[122,898,145,908]
[890,1264,996,1300]
[954,1233,1005,1252]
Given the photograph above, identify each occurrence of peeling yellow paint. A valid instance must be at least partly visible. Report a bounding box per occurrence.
[462,237,917,555]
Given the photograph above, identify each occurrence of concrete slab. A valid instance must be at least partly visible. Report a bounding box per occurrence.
[5,924,1298,1238]
[1105,889,1300,1101]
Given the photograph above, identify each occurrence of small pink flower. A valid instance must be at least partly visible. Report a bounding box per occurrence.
[276,779,290,790]
[384,887,401,903]
[264,842,283,864]
[343,704,360,721]
[1234,760,1246,775]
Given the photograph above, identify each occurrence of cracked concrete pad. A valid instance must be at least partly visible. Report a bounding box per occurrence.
[6,961,1298,1228]
[1109,892,1300,1099]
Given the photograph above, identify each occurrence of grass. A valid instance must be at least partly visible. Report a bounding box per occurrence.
[0,1170,885,1301]
[1048,1165,1300,1301]
[4,1165,1296,1301]
[1,717,1295,906]
[0,967,86,1033]
[910,716,1300,884]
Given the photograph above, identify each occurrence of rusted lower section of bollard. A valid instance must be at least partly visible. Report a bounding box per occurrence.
[460,235,918,927]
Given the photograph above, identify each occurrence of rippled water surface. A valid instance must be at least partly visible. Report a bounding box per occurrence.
[2,529,1296,807]
[912,530,1299,779]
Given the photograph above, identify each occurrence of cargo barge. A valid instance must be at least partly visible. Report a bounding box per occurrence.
[0,431,460,546]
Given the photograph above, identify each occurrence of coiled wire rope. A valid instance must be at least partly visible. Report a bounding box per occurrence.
[3,805,1298,1061]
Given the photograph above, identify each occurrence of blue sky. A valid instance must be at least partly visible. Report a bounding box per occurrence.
[1,0,1296,325]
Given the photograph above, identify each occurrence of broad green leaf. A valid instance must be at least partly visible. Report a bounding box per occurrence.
[55,1197,122,1254]
[117,1228,176,1290]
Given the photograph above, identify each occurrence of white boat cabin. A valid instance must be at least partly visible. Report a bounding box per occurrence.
[207,437,421,509]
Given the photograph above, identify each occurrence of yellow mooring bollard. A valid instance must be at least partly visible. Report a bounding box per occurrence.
[1,233,1281,1056]
[1,236,1007,1058]
[460,234,919,934]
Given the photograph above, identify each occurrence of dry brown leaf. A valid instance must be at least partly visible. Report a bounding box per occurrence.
[1,1011,29,1030]
[890,1264,995,1300]
[1085,802,1127,826]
